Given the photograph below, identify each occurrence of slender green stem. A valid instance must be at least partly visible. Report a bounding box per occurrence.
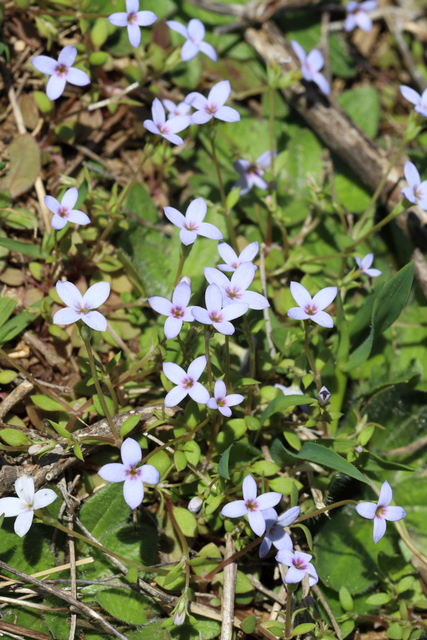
[355,127,408,236]
[140,417,211,465]
[41,515,166,574]
[243,316,256,413]
[211,136,238,252]
[349,202,405,250]
[266,87,275,246]
[284,584,295,639]
[177,334,190,365]
[304,321,321,393]
[205,332,213,392]
[173,244,191,288]
[295,499,358,523]
[81,331,119,442]
[225,336,230,390]
[204,415,222,470]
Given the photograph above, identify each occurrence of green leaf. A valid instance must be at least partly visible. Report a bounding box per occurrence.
[0,237,45,259]
[0,428,29,446]
[259,394,315,426]
[337,87,380,138]
[365,592,391,605]
[226,187,240,210]
[0,295,17,328]
[174,450,187,472]
[120,414,141,438]
[92,393,114,417]
[128,622,171,640]
[292,623,316,636]
[344,263,414,371]
[0,369,18,384]
[339,585,354,612]
[241,615,257,634]
[49,421,71,439]
[97,587,161,625]
[31,395,66,412]
[296,442,369,484]
[0,134,41,198]
[73,443,84,461]
[173,507,197,537]
[218,443,233,479]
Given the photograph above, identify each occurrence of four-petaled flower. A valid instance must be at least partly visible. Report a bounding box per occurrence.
[232,151,276,195]
[291,41,330,96]
[108,0,157,48]
[259,507,300,558]
[185,80,240,125]
[400,86,427,118]
[167,19,217,62]
[217,241,259,273]
[356,253,382,278]
[164,197,223,245]
[163,99,192,119]
[0,476,57,537]
[163,355,210,407]
[144,98,190,146]
[355,481,406,544]
[44,187,90,230]
[98,438,160,510]
[401,161,427,210]
[205,263,270,310]
[53,281,110,332]
[207,379,244,416]
[287,282,337,328]
[344,1,378,32]
[32,45,90,101]
[276,548,319,586]
[221,474,281,537]
[148,281,194,339]
[192,283,248,335]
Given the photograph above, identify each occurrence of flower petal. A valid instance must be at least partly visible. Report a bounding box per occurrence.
[207,397,218,410]
[355,11,372,31]
[199,41,217,62]
[205,267,230,289]
[248,509,266,536]
[232,262,256,291]
[257,150,275,169]
[213,320,234,335]
[313,72,331,96]
[191,307,212,325]
[355,501,377,519]
[58,45,77,67]
[401,186,416,203]
[284,565,305,584]
[219,405,232,417]
[44,195,60,215]
[166,115,191,133]
[149,296,173,317]
[404,161,420,189]
[213,379,227,399]
[82,311,107,332]
[259,535,273,558]
[290,281,311,307]
[383,506,406,522]
[365,268,382,278]
[277,506,301,527]
[83,282,110,309]
[139,464,160,485]
[257,492,282,511]
[46,75,66,101]
[136,10,157,26]
[181,40,199,61]
[242,474,257,501]
[191,110,212,125]
[400,85,421,107]
[306,49,324,72]
[307,563,319,586]
[208,80,230,108]
[163,361,186,385]
[179,228,197,245]
[225,393,244,407]
[51,216,67,233]
[67,210,91,226]
[185,92,207,110]
[218,242,237,265]
[373,516,387,543]
[14,510,34,537]
[32,55,57,75]
[186,197,207,224]
[312,286,337,311]
[67,67,91,87]
[164,206,185,229]
[56,280,83,308]
[126,0,139,13]
[164,316,183,339]
[221,500,247,518]
[189,382,210,404]
[108,12,129,27]
[272,530,293,551]
[53,307,81,326]
[188,18,205,41]
[121,437,142,468]
[222,303,248,321]
[152,98,166,126]
[165,385,188,407]
[360,0,378,10]
[98,463,126,483]
[33,488,57,510]
[378,480,393,507]
[344,14,356,31]
[215,106,240,123]
[291,40,306,64]
[166,20,188,37]
[127,23,141,47]
[311,310,334,328]
[144,119,161,135]
[287,307,309,321]
[197,222,223,240]
[0,497,27,517]
[123,478,144,510]
[205,283,223,312]
[275,548,294,565]
[187,355,207,381]
[361,253,374,269]
[240,291,269,310]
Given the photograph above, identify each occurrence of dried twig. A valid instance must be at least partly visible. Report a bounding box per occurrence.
[221,534,237,640]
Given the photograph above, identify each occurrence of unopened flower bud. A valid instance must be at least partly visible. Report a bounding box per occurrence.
[317,386,331,405]
[355,445,363,453]
[28,444,44,455]
[180,276,192,287]
[173,609,186,627]
[188,496,203,513]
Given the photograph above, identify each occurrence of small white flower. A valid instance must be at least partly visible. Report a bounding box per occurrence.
[207,379,244,416]
[108,0,157,48]
[0,477,57,537]
[355,254,382,278]
[53,281,110,332]
[167,19,217,62]
[44,187,90,230]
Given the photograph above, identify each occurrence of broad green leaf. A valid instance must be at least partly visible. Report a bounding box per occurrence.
[0,296,16,327]
[173,507,197,537]
[218,443,233,479]
[365,592,391,605]
[338,87,380,138]
[0,369,18,384]
[128,622,171,640]
[260,394,315,426]
[0,134,41,198]
[120,414,140,437]
[97,587,161,625]
[0,428,29,446]
[31,395,66,412]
